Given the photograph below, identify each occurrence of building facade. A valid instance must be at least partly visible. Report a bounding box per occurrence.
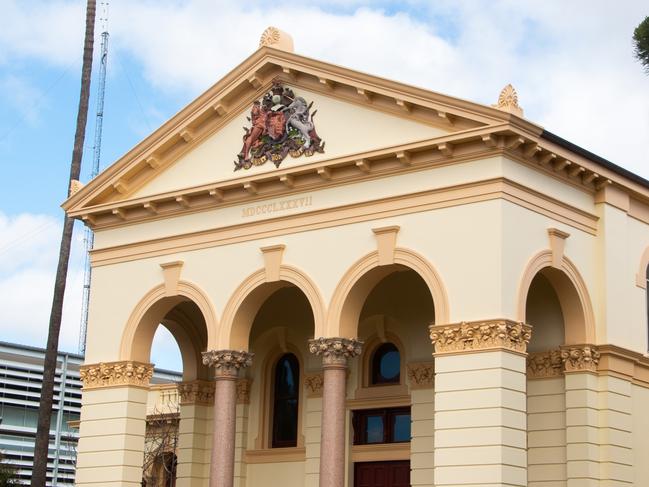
[65,29,649,487]
[0,341,82,485]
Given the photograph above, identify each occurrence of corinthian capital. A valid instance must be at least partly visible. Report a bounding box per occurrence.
[429,320,531,354]
[202,350,254,378]
[80,361,154,390]
[308,337,363,366]
[560,345,600,372]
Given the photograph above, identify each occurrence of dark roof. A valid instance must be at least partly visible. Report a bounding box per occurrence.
[541,130,649,189]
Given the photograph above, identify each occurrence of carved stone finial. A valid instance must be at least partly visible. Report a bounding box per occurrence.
[493,84,524,117]
[561,345,600,372]
[429,320,531,354]
[69,179,84,197]
[79,361,154,389]
[259,26,294,52]
[308,337,363,366]
[202,350,254,378]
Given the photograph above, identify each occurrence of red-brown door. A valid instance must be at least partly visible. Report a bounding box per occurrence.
[354,461,410,487]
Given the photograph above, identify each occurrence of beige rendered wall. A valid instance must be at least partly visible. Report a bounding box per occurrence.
[632,383,649,484]
[527,377,566,486]
[130,87,449,200]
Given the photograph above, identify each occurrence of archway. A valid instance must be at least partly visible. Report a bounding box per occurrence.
[334,259,438,487]
[328,249,448,339]
[522,255,594,487]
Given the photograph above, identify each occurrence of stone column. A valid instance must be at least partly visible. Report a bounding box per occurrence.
[75,361,153,487]
[308,337,362,487]
[202,350,253,487]
[430,320,531,487]
[176,380,215,487]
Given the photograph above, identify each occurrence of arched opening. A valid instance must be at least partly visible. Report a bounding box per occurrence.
[524,265,589,487]
[123,294,210,487]
[234,282,316,453]
[348,266,436,486]
[526,272,565,352]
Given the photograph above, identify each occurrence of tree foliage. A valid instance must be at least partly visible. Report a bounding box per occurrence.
[633,16,649,73]
[0,452,19,486]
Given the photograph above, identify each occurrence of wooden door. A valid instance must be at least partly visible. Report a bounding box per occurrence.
[354,461,410,487]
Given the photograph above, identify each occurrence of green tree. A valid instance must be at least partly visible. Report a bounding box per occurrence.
[633,16,649,73]
[0,452,19,486]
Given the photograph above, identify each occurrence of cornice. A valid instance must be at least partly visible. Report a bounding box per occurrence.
[69,123,613,231]
[88,176,598,267]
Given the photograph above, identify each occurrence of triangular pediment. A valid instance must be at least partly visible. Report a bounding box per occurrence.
[65,46,538,224]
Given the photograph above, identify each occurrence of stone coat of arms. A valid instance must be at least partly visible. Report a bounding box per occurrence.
[234,82,325,170]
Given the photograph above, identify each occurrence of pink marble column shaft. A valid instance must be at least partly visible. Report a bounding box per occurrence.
[202,350,253,487]
[308,337,362,487]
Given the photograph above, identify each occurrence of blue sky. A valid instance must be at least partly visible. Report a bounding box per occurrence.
[1,1,647,371]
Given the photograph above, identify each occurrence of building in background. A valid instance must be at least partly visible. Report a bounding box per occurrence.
[0,341,180,485]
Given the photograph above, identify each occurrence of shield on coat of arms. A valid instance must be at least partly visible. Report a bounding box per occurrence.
[266,111,286,140]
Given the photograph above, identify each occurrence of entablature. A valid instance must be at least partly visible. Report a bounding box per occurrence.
[71,122,614,230]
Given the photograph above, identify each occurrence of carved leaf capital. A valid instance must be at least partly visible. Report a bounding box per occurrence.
[80,361,154,390]
[178,380,215,405]
[308,337,363,366]
[202,350,254,378]
[561,345,600,372]
[304,373,324,397]
[527,350,563,378]
[429,320,531,354]
[406,362,435,389]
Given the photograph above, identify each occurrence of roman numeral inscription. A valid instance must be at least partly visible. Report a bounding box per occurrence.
[241,195,313,218]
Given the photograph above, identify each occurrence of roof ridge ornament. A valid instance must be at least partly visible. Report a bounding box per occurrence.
[493,83,524,117]
[259,26,294,52]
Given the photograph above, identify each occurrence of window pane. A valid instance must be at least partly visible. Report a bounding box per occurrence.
[379,350,400,380]
[272,354,299,447]
[371,343,400,384]
[365,415,384,443]
[392,413,411,442]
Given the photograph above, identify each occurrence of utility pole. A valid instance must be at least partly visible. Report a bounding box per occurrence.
[32,1,96,485]
[79,2,109,354]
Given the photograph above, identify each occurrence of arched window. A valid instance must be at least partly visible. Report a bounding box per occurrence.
[371,342,400,385]
[272,353,300,448]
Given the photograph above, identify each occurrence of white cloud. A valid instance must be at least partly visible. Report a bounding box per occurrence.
[0,212,85,353]
[2,1,646,176]
[150,326,183,372]
[0,0,85,67]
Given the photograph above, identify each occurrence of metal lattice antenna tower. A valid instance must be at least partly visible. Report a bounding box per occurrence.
[79,2,109,354]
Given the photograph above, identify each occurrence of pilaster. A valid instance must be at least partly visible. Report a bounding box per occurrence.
[176,380,215,487]
[75,361,154,487]
[430,320,531,487]
[408,362,435,487]
[562,345,601,487]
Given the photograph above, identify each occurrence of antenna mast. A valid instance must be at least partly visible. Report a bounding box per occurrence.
[79,2,109,354]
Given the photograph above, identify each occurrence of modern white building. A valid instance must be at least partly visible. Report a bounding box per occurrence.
[0,341,83,485]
